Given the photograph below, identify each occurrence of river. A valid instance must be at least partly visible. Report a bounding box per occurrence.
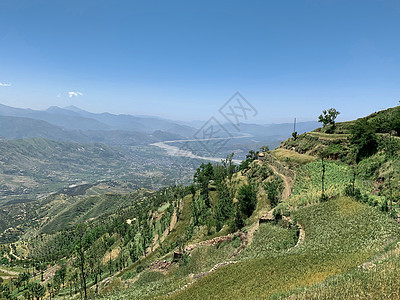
[150,135,251,164]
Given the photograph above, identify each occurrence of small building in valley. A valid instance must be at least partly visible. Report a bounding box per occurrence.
[258,152,265,161]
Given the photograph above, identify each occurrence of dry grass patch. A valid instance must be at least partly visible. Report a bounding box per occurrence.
[102,247,121,264]
[272,149,316,165]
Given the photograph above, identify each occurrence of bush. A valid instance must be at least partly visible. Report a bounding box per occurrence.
[349,119,378,161]
[264,178,283,208]
[344,185,362,200]
[236,184,257,218]
[380,200,389,213]
[178,253,190,267]
[320,194,329,202]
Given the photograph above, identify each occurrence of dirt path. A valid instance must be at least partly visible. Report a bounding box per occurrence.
[0,268,19,276]
[295,222,305,248]
[167,261,238,297]
[185,234,238,252]
[245,218,264,248]
[42,265,60,283]
[269,164,292,201]
[250,161,293,246]
[267,162,306,248]
[358,241,400,270]
[165,159,298,297]
[9,244,22,260]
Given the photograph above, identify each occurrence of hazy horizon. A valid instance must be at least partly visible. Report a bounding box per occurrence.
[0,101,325,126]
[1,1,399,123]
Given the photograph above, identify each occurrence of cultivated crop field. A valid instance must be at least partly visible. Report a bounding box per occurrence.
[288,160,375,208]
[169,197,400,299]
[237,223,298,260]
[98,271,191,300]
[287,243,400,299]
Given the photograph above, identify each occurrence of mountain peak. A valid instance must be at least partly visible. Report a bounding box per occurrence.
[63,105,87,113]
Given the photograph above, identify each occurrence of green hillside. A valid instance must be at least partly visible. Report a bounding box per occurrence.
[170,197,399,299]
[0,137,199,206]
[1,105,400,299]
[105,105,400,299]
[0,138,136,205]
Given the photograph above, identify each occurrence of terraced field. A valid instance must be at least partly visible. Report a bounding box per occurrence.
[287,160,375,208]
[96,147,400,300]
[169,197,400,299]
[287,244,400,299]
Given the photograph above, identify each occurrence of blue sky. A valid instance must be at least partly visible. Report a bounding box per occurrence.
[0,0,399,123]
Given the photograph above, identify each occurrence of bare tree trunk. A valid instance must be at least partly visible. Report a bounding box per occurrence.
[95,272,98,294]
[78,240,87,299]
[109,251,112,276]
[389,175,393,210]
[321,157,325,197]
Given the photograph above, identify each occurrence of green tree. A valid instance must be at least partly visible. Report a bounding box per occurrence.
[246,150,259,161]
[194,163,214,206]
[318,108,340,132]
[264,178,282,208]
[239,150,259,171]
[188,184,196,200]
[237,184,257,218]
[349,118,378,161]
[55,263,66,289]
[221,153,237,182]
[292,131,298,140]
[215,189,234,231]
[260,145,269,153]
[29,282,45,300]
[348,147,359,195]
[75,223,88,299]
[190,195,209,226]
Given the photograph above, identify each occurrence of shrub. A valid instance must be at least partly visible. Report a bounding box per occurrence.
[264,178,283,208]
[178,253,190,267]
[320,194,329,202]
[349,119,378,161]
[344,185,362,200]
[236,184,257,218]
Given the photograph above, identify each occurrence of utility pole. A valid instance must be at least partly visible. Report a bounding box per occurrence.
[292,118,298,140]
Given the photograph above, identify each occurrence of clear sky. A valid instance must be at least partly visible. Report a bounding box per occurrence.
[0,0,399,123]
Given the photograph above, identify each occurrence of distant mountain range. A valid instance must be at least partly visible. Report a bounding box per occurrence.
[0,103,319,145]
[0,104,196,134]
[0,104,196,145]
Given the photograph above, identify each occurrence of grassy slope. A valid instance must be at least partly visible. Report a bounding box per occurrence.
[22,106,397,299]
[103,143,399,299]
[101,107,400,299]
[170,197,400,299]
[286,244,400,299]
[285,160,376,209]
[0,138,134,205]
[271,149,316,165]
[39,190,149,233]
[237,223,297,260]
[0,182,149,243]
[0,137,202,207]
